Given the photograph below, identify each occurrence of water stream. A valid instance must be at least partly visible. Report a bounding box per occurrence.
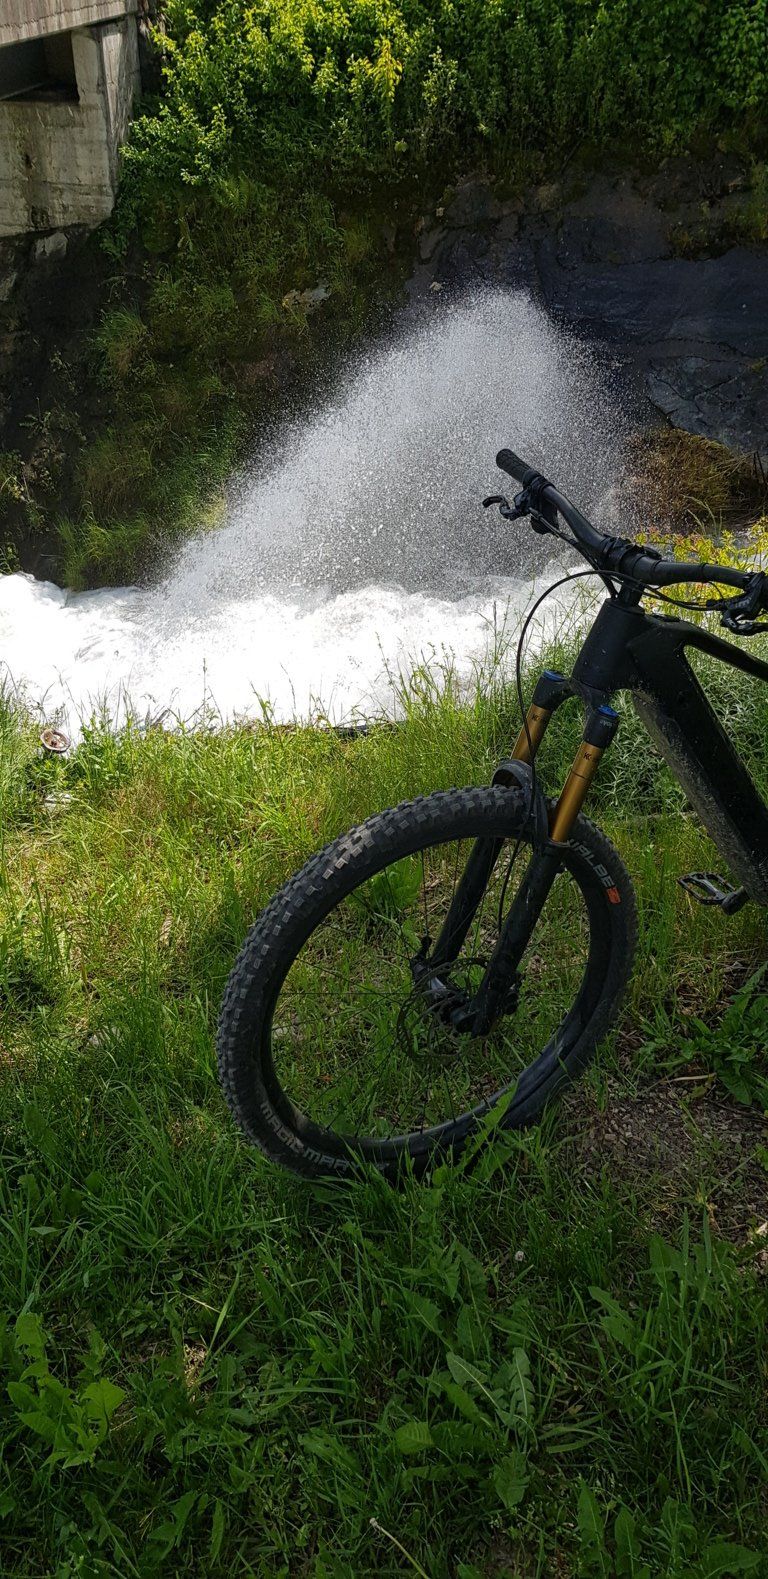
[0,289,636,731]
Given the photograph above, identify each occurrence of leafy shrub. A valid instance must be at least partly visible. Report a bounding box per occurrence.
[121,0,768,233]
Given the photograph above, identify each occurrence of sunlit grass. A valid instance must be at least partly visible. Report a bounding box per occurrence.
[1,648,767,1575]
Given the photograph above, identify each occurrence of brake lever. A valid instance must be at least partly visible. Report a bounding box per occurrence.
[482,488,530,522]
[720,612,768,636]
[712,570,768,635]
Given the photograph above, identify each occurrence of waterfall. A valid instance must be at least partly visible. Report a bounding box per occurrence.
[0,288,633,731]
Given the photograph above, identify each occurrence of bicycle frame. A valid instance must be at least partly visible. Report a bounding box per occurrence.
[426,593,768,1038]
[513,597,768,905]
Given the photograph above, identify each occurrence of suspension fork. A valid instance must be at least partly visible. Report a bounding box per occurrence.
[510,668,567,764]
[550,705,619,841]
[464,703,619,1034]
[428,672,567,967]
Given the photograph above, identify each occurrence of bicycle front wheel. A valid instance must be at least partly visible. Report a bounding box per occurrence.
[217,786,636,1179]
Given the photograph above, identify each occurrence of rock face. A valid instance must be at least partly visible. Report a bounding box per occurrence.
[410,163,768,464]
[646,357,768,462]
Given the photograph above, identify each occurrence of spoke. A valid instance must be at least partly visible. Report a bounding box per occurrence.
[320,1022,399,1109]
[469,851,496,960]
[268,836,593,1146]
[417,1074,433,1135]
[344,1036,405,1131]
[440,1065,458,1126]
[450,839,463,906]
[496,836,524,932]
[286,979,405,1005]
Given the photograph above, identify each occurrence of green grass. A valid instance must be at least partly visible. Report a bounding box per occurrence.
[1,646,768,1576]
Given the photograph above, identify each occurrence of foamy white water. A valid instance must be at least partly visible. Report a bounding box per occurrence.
[0,289,634,732]
[0,567,595,728]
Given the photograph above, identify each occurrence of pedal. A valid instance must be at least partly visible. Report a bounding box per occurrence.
[678,872,749,914]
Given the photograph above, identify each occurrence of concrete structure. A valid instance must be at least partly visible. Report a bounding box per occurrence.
[0,0,141,237]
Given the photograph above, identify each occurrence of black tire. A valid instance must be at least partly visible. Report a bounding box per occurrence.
[217,786,637,1180]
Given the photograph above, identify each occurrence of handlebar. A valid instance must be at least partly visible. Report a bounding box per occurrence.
[497,448,610,560]
[494,447,756,599]
[496,449,541,489]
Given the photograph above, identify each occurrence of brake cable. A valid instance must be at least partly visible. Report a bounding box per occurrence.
[497,565,602,931]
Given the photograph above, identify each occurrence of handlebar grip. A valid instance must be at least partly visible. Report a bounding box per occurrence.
[496,449,541,488]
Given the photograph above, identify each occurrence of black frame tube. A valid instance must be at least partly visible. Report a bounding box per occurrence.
[626,611,768,903]
[568,598,768,904]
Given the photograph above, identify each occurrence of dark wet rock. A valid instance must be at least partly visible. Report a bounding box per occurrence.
[527,180,561,216]
[0,236,27,305]
[419,224,445,262]
[488,213,527,286]
[643,151,749,208]
[410,157,768,464]
[443,180,502,229]
[667,189,757,258]
[646,154,708,208]
[556,208,669,270]
[646,356,768,461]
[431,229,492,285]
[703,151,750,198]
[557,214,629,269]
[543,247,768,358]
[559,173,671,260]
[33,231,68,265]
[493,210,520,246]
[528,239,768,461]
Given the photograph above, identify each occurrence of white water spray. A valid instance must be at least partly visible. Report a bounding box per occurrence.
[0,289,633,731]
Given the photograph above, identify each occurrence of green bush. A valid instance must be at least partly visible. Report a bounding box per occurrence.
[122,0,768,224]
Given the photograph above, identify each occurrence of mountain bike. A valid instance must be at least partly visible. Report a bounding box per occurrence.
[217,448,768,1179]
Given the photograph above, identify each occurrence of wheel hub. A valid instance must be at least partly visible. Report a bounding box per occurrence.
[401,950,523,1066]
